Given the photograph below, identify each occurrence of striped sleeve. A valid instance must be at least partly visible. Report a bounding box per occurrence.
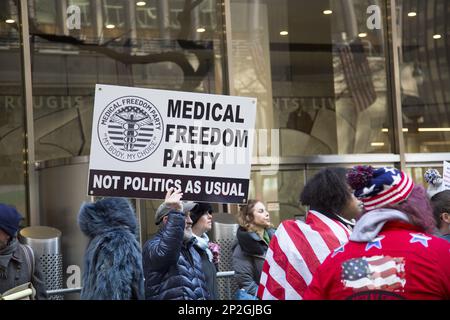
[258,212,351,300]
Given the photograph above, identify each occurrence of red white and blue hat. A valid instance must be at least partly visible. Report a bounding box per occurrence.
[346,166,414,211]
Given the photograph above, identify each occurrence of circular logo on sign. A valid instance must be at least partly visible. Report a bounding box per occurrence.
[98,96,164,162]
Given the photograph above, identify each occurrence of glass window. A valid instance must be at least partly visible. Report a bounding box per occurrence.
[28,0,226,243]
[33,0,58,30]
[248,168,306,226]
[0,0,27,215]
[136,0,158,29]
[29,0,226,163]
[398,0,450,153]
[231,0,394,156]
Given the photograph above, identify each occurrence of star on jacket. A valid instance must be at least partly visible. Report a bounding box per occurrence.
[365,235,385,251]
[409,233,432,247]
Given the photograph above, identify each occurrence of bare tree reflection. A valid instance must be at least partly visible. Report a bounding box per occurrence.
[2,0,214,91]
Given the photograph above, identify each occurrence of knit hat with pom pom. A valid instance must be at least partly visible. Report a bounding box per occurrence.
[346,166,414,211]
[424,169,446,199]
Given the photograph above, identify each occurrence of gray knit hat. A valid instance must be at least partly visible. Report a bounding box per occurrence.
[154,201,197,225]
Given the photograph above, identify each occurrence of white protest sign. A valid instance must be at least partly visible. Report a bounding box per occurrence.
[443,160,450,190]
[87,84,257,204]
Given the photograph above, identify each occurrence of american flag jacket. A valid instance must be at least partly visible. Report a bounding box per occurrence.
[303,221,450,300]
[257,210,352,300]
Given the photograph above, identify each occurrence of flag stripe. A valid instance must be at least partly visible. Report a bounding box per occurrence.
[314,211,351,245]
[262,248,288,299]
[344,274,404,290]
[258,211,351,300]
[309,211,349,247]
[369,262,403,274]
[293,220,332,263]
[305,212,340,251]
[363,172,407,202]
[363,173,412,205]
[282,221,322,274]
[371,268,399,279]
[363,177,414,210]
[366,257,393,266]
[257,260,285,300]
[271,228,310,297]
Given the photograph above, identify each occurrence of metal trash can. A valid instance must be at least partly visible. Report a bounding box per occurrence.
[19,226,63,300]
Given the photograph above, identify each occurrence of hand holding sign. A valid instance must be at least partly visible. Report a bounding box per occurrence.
[164,187,183,211]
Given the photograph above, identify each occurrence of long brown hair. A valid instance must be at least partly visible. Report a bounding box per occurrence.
[385,185,437,234]
[237,199,262,231]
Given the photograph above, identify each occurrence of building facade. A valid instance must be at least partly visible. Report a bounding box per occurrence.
[1,0,450,242]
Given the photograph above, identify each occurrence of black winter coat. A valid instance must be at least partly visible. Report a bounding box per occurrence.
[232,227,275,296]
[195,243,219,300]
[143,211,209,300]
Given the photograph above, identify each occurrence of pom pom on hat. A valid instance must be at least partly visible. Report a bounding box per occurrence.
[346,166,374,191]
[424,168,446,199]
[424,169,442,185]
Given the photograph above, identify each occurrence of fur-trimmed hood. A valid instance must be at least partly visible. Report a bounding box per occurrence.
[78,197,138,238]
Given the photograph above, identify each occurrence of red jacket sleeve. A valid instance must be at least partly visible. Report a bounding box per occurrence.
[303,261,327,300]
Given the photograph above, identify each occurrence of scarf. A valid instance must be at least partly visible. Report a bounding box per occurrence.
[193,234,213,262]
[0,237,18,279]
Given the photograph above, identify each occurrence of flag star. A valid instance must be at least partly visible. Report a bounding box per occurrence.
[365,235,385,251]
[391,173,402,185]
[409,233,432,247]
[384,167,397,174]
[332,245,345,258]
[363,184,376,194]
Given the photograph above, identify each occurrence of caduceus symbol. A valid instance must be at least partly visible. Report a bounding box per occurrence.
[110,109,153,151]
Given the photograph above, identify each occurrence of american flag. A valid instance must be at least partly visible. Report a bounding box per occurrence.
[257,210,351,300]
[337,40,376,112]
[342,256,406,292]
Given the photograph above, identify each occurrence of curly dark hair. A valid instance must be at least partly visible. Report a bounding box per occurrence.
[429,190,450,229]
[300,167,351,217]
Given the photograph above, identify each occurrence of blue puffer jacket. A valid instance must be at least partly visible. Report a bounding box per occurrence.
[142,210,209,300]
